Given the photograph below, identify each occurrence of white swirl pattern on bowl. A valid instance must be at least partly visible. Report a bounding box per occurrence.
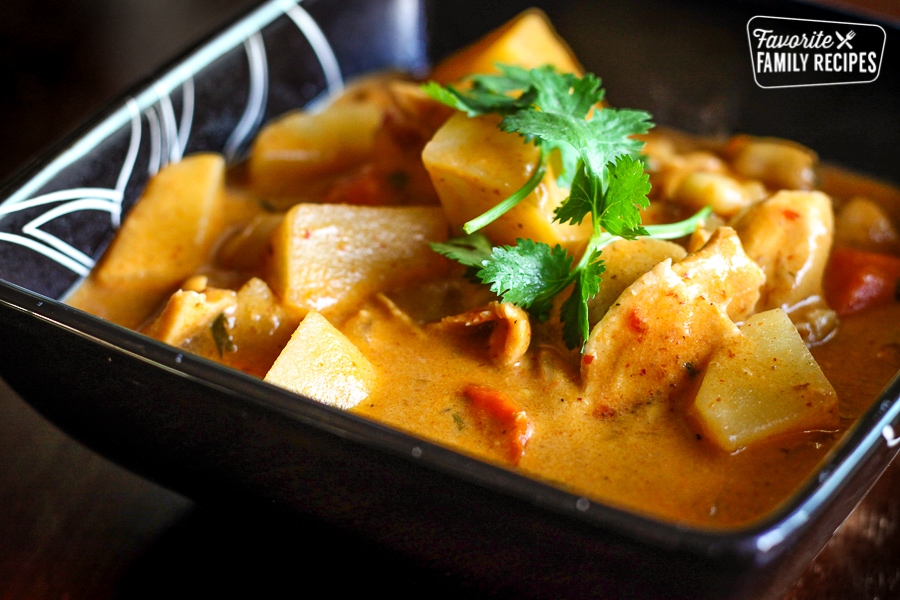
[0,0,416,295]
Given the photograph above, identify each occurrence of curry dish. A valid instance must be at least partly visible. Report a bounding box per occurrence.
[67,11,900,528]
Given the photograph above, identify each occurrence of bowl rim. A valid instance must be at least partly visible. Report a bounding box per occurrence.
[0,0,898,570]
[4,273,900,556]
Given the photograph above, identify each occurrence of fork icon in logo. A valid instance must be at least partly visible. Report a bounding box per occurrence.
[836,30,856,49]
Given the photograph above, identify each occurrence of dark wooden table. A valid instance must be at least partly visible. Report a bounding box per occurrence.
[1,1,899,598]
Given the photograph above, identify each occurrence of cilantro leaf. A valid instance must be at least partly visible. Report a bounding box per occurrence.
[560,249,605,350]
[424,66,613,232]
[430,233,494,268]
[478,239,572,320]
[554,160,596,227]
[598,154,651,239]
[500,64,603,120]
[211,313,236,356]
[560,278,588,352]
[421,67,539,117]
[552,143,581,189]
[555,154,650,238]
[500,107,652,178]
[425,63,706,351]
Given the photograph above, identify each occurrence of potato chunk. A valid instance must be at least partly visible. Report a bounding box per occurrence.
[251,75,453,207]
[264,310,376,410]
[94,154,226,289]
[267,204,449,318]
[691,309,838,452]
[248,103,382,202]
[430,9,581,84]
[423,113,590,248]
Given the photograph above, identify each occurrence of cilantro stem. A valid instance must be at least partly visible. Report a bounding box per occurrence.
[463,147,549,234]
[574,238,603,273]
[641,207,712,239]
[574,206,712,273]
[426,63,712,352]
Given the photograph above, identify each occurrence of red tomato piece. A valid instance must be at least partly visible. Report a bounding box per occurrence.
[464,384,534,465]
[825,246,900,316]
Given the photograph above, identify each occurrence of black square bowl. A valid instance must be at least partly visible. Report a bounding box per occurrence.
[0,0,898,597]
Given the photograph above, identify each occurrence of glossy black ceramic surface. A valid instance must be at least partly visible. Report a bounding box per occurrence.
[0,0,898,598]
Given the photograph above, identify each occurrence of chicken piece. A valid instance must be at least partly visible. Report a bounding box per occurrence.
[723,135,818,191]
[368,81,454,205]
[834,196,900,254]
[143,277,301,377]
[143,286,238,348]
[581,228,764,413]
[731,190,836,344]
[436,301,532,367]
[673,171,765,218]
[686,212,727,252]
[732,190,834,312]
[587,238,687,325]
[672,227,766,323]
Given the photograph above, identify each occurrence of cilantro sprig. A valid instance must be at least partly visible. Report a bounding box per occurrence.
[426,64,709,351]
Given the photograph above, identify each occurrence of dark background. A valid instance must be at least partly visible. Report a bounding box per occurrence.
[1,1,899,598]
[0,0,258,183]
[4,0,897,185]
